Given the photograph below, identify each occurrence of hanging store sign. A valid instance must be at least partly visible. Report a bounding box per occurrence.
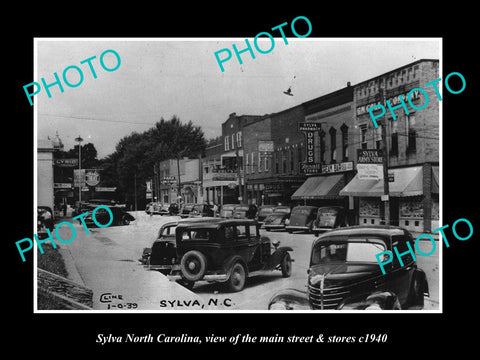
[54,183,72,189]
[357,149,384,180]
[298,122,322,174]
[95,187,117,192]
[54,158,79,167]
[85,169,101,186]
[258,140,274,152]
[321,161,354,174]
[73,169,85,187]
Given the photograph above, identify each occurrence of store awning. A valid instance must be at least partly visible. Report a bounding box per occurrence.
[291,174,345,200]
[339,166,423,197]
[432,166,439,194]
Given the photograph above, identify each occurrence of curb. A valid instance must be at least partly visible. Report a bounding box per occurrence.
[58,245,86,287]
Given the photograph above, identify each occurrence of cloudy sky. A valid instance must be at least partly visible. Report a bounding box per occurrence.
[35,38,440,158]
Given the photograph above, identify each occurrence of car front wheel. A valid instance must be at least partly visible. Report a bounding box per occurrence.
[226,262,246,292]
[280,253,292,277]
[122,216,130,225]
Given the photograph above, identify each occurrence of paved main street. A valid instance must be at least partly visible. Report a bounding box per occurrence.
[53,212,439,311]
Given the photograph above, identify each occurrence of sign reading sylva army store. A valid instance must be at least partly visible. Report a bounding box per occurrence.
[357,149,383,180]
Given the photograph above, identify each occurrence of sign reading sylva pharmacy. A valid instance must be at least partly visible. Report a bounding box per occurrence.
[298,122,321,174]
[357,149,383,180]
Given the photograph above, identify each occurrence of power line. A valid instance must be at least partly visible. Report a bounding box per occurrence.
[38,113,159,126]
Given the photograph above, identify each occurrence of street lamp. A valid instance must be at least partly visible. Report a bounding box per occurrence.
[75,135,83,207]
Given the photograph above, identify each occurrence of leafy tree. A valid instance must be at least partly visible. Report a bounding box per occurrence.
[98,116,206,208]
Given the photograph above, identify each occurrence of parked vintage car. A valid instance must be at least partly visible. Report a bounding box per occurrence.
[168,203,180,215]
[312,206,348,236]
[219,204,237,218]
[255,205,277,224]
[285,205,318,233]
[179,203,195,218]
[188,204,214,218]
[167,219,293,292]
[141,217,220,273]
[232,204,257,219]
[268,225,429,310]
[82,205,135,227]
[264,206,291,231]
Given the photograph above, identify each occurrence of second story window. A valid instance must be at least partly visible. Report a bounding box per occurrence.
[406,114,416,153]
[224,136,230,151]
[375,124,382,150]
[360,125,368,150]
[341,124,349,161]
[231,133,235,149]
[329,127,337,163]
[237,132,242,147]
[390,118,398,156]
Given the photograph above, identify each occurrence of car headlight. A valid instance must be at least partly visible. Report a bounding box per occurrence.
[365,303,383,310]
[269,301,290,310]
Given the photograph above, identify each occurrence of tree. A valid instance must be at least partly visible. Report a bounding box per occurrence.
[99,116,206,207]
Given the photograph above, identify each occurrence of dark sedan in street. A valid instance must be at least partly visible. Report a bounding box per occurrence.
[268,225,429,310]
[81,205,135,227]
[263,206,291,231]
[285,205,318,233]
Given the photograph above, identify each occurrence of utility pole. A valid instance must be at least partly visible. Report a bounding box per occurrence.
[379,86,390,225]
[134,172,137,212]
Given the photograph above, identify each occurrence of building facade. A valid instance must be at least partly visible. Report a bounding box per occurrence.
[340,59,439,233]
[290,85,356,222]
[38,139,55,211]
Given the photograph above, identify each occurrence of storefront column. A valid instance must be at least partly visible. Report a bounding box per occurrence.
[422,163,433,233]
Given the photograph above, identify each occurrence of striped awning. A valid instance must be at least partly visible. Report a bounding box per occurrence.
[291,174,345,200]
[340,166,423,197]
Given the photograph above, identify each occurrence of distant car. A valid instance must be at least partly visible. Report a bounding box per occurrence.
[179,203,195,218]
[82,205,135,227]
[219,204,237,218]
[268,225,429,310]
[232,204,257,219]
[141,217,221,274]
[189,204,214,218]
[167,219,293,292]
[255,205,277,224]
[155,203,170,215]
[37,206,54,239]
[285,205,318,233]
[264,206,291,231]
[312,206,348,236]
[88,198,117,206]
[168,203,180,215]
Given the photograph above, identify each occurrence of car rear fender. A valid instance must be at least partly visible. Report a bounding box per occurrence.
[413,268,429,297]
[263,246,293,270]
[222,255,248,277]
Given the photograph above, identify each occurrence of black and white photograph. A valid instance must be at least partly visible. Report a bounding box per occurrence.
[33,38,441,312]
[7,7,478,354]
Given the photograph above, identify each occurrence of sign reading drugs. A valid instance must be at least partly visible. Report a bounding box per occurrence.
[357,149,383,180]
[298,122,322,174]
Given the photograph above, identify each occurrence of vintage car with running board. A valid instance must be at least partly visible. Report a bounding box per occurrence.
[268,225,429,310]
[167,219,294,292]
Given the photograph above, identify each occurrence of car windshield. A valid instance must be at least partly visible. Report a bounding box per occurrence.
[258,207,274,216]
[311,238,387,265]
[274,207,290,214]
[159,224,177,238]
[292,208,313,216]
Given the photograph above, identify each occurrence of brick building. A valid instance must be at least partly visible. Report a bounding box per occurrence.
[203,113,263,205]
[291,85,356,218]
[340,59,439,232]
[243,105,307,206]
